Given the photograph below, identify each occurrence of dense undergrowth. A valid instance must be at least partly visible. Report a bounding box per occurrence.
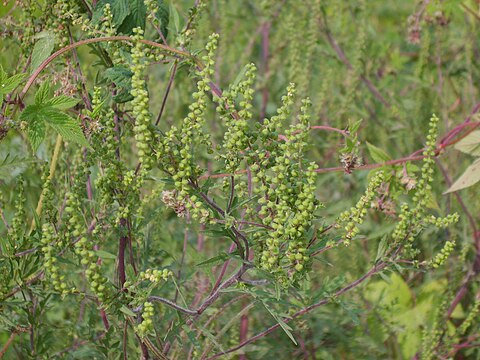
[0,0,479,359]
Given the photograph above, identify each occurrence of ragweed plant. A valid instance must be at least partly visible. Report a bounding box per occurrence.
[0,1,478,359]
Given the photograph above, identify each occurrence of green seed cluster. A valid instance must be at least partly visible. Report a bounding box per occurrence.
[252,97,320,284]
[137,301,154,337]
[145,0,161,30]
[426,214,460,228]
[421,298,448,360]
[218,63,256,174]
[9,179,25,243]
[101,4,115,37]
[459,298,480,335]
[75,235,109,302]
[65,165,110,302]
[170,34,219,223]
[41,223,70,296]
[41,166,55,222]
[430,239,455,268]
[262,83,296,144]
[131,27,154,169]
[391,115,459,257]
[177,1,206,48]
[336,171,385,246]
[392,115,436,243]
[139,269,172,283]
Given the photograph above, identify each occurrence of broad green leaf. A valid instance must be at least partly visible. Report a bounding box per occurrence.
[26,118,46,152]
[104,66,133,88]
[1,73,27,94]
[45,95,79,110]
[444,158,480,193]
[454,130,480,156]
[104,66,134,103]
[35,82,50,105]
[366,142,391,163]
[30,31,55,73]
[117,0,147,34]
[42,109,91,149]
[0,154,38,181]
[93,0,129,28]
[156,0,169,41]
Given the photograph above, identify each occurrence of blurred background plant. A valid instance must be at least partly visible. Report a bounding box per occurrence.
[0,0,479,359]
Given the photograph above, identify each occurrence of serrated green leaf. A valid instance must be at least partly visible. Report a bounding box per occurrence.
[444,158,480,193]
[30,31,55,73]
[35,82,50,105]
[93,0,129,28]
[45,95,79,110]
[27,118,46,152]
[104,66,133,87]
[118,0,147,34]
[156,0,169,41]
[42,109,91,149]
[349,119,363,134]
[366,142,391,163]
[0,154,39,181]
[104,66,134,103]
[1,73,27,94]
[454,130,480,156]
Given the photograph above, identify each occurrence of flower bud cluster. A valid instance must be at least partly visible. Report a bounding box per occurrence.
[9,179,25,243]
[65,166,110,302]
[145,0,160,30]
[94,113,121,206]
[41,223,70,296]
[262,83,296,144]
[391,115,458,258]
[130,27,154,169]
[219,63,256,174]
[430,239,455,268]
[177,1,206,48]
[137,301,154,337]
[75,234,110,302]
[169,34,219,223]
[426,214,459,228]
[41,166,56,222]
[459,299,480,335]
[336,171,385,245]
[252,96,319,285]
[139,268,172,283]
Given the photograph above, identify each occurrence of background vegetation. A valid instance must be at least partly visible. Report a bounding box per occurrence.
[0,0,479,359]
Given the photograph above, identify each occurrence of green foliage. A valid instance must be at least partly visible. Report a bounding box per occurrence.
[20,83,89,151]
[0,1,479,359]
